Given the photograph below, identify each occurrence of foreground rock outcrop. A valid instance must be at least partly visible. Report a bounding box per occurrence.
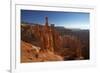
[21,41,63,63]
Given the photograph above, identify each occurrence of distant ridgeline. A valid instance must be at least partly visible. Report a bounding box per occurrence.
[21,21,41,26]
[21,17,89,60]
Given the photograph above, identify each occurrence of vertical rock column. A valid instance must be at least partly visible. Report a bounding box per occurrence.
[43,16,50,51]
[49,24,55,52]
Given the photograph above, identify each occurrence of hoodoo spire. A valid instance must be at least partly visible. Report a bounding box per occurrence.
[45,16,49,26]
